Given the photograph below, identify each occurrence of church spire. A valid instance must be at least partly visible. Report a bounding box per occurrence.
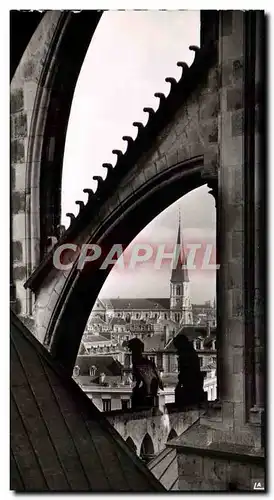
[170,211,189,283]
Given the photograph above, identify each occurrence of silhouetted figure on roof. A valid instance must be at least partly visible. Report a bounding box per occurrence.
[127,338,163,409]
[173,333,207,407]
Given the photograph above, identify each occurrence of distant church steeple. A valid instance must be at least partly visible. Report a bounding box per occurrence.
[170,209,189,284]
[170,211,193,325]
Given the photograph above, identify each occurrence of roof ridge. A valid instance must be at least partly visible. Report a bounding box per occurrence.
[11,310,165,491]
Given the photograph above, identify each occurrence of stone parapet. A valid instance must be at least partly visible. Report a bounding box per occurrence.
[106,406,203,457]
[169,418,265,491]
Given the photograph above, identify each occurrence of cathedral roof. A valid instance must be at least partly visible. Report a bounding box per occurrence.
[101,298,170,311]
[98,299,214,313]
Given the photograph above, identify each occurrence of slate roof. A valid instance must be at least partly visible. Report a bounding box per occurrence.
[92,299,106,310]
[143,334,166,352]
[88,315,106,324]
[82,334,111,343]
[78,341,89,355]
[100,299,214,315]
[75,355,123,376]
[164,326,216,353]
[164,339,177,353]
[148,446,179,490]
[10,311,164,492]
[101,298,170,311]
[109,317,127,326]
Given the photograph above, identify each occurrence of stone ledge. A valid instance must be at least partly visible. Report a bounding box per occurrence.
[104,405,203,419]
[104,407,163,420]
[172,442,264,465]
[165,400,221,416]
[200,400,223,424]
[165,402,207,415]
[168,421,265,464]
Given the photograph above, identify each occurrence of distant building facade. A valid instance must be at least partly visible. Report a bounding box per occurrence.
[73,355,133,412]
[87,219,216,329]
[75,219,217,410]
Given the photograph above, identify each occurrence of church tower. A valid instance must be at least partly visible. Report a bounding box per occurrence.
[170,213,193,325]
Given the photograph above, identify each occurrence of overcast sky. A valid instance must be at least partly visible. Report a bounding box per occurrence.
[61,10,216,304]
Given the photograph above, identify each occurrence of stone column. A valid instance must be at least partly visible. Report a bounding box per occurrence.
[10,12,63,316]
[218,11,247,426]
[218,10,264,435]
[250,12,265,424]
[207,179,220,401]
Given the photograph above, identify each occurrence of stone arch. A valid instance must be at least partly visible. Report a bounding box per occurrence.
[140,433,154,462]
[11,10,102,315]
[41,163,208,367]
[24,38,219,371]
[10,13,266,492]
[167,428,178,441]
[126,437,137,454]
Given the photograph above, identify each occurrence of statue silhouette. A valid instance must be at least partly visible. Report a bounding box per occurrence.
[127,338,163,409]
[173,333,207,407]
